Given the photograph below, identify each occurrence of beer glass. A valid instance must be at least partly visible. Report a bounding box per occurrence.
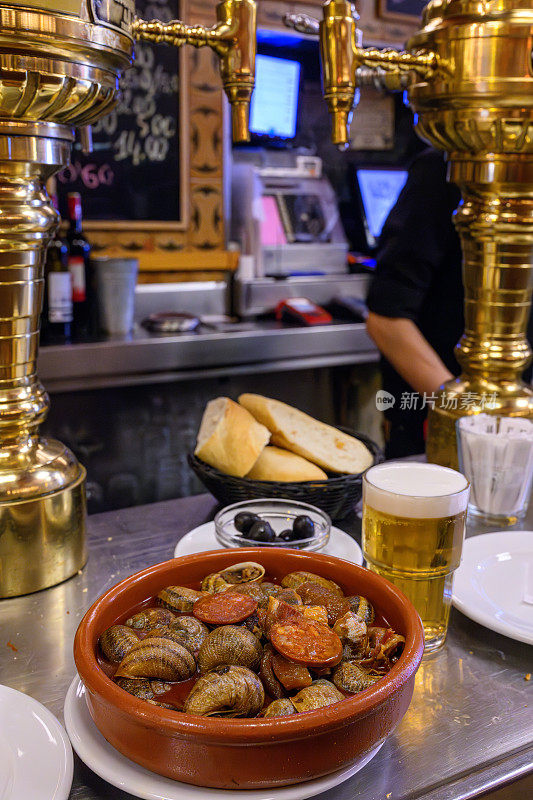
[362,462,469,652]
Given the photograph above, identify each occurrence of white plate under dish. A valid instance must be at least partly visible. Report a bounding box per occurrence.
[452,530,533,645]
[174,521,363,564]
[64,677,382,800]
[0,684,73,800]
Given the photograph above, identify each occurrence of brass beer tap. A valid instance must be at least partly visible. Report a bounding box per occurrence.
[287,1,533,467]
[133,0,256,143]
[0,0,256,597]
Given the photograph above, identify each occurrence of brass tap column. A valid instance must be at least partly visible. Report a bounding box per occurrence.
[0,0,255,597]
[288,0,533,467]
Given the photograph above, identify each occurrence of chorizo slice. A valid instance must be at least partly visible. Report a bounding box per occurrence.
[193,592,257,625]
[270,619,342,668]
[271,653,312,691]
[264,596,304,635]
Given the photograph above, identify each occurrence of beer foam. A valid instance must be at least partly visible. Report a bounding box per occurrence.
[364,463,469,519]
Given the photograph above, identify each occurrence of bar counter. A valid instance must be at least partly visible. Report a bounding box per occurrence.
[38,320,378,393]
[1,494,531,800]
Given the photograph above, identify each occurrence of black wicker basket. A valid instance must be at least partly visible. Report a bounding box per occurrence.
[188,429,383,521]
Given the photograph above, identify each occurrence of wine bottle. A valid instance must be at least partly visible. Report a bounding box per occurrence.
[41,204,72,345]
[66,192,92,340]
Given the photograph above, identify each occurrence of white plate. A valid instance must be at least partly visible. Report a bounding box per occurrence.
[0,685,73,800]
[65,677,382,800]
[174,522,363,565]
[452,530,533,645]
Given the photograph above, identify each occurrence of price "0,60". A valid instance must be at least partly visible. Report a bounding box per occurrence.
[58,162,115,190]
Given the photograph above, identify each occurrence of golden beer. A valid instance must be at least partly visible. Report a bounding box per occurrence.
[362,463,469,652]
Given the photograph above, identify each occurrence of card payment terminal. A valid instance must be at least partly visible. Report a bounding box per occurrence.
[276,298,332,326]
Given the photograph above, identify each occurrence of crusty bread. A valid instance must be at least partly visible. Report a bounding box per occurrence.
[238,394,373,474]
[195,397,270,477]
[246,446,328,482]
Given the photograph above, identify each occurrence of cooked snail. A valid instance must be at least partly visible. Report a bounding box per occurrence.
[333,662,380,694]
[291,679,344,712]
[157,586,205,613]
[261,699,296,718]
[125,607,176,631]
[114,637,196,681]
[99,625,139,663]
[201,562,265,593]
[183,665,264,717]
[281,571,343,597]
[146,617,209,653]
[197,625,262,673]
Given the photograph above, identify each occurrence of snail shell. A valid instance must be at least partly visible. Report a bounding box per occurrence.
[197,625,262,673]
[261,584,302,606]
[99,625,139,663]
[169,616,209,651]
[281,572,343,597]
[147,617,209,653]
[261,699,296,718]
[291,679,344,713]
[115,637,196,681]
[157,586,205,613]
[346,595,375,625]
[125,607,176,631]
[115,677,171,700]
[202,562,266,593]
[183,665,264,717]
[227,583,268,606]
[333,661,380,693]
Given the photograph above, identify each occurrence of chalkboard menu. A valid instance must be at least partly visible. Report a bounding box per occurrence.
[57,0,183,224]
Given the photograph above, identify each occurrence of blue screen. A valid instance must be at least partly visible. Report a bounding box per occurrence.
[357,169,408,240]
[250,55,301,139]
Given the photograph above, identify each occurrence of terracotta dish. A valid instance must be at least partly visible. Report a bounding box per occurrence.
[74,548,424,789]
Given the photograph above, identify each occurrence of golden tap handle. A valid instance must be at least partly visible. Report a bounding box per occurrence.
[133,0,256,143]
[320,0,439,145]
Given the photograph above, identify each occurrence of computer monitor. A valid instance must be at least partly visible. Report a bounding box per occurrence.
[356,168,408,248]
[249,54,301,141]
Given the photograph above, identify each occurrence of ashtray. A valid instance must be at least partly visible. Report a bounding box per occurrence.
[214,498,331,552]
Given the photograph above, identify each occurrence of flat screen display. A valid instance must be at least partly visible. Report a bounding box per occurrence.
[357,169,408,240]
[250,55,301,140]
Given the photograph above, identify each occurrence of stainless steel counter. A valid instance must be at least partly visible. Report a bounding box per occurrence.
[0,494,531,800]
[38,320,378,393]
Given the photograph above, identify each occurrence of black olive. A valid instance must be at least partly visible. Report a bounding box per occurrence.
[247,520,276,543]
[278,528,300,542]
[292,515,315,540]
[234,511,260,534]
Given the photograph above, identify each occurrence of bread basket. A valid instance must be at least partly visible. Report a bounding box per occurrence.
[188,429,383,520]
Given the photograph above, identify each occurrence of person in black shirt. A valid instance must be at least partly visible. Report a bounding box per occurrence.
[365,148,532,458]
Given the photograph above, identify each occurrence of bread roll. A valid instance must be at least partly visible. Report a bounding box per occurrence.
[195,397,270,477]
[246,446,328,482]
[238,394,373,475]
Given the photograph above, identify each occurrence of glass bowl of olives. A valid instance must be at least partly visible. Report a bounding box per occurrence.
[214,498,331,552]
